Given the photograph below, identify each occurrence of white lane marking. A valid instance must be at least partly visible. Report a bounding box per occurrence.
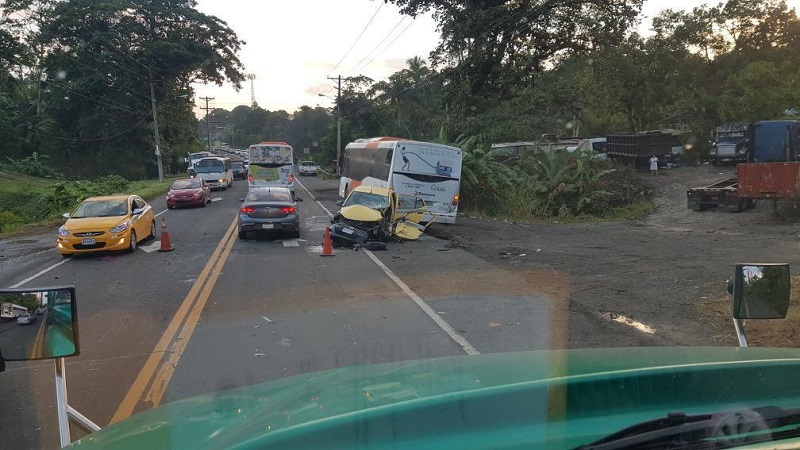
[10,259,70,288]
[296,178,334,217]
[139,242,161,253]
[601,312,656,335]
[155,209,168,218]
[363,249,480,356]
[296,177,478,355]
[283,239,300,247]
[211,198,223,202]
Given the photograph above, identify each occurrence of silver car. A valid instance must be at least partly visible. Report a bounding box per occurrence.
[17,313,36,325]
[238,187,301,239]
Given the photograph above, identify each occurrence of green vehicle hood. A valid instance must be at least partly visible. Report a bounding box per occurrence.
[70,347,800,449]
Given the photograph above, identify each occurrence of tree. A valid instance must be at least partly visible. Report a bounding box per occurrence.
[2,0,245,178]
[386,0,643,100]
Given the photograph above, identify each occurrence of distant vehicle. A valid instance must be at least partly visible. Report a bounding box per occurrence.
[247,141,295,197]
[232,161,247,180]
[298,161,317,176]
[339,137,462,224]
[57,194,156,256]
[186,151,212,172]
[16,313,36,325]
[193,156,233,190]
[1,302,29,318]
[237,187,300,239]
[167,178,211,209]
[605,130,683,170]
[711,123,748,165]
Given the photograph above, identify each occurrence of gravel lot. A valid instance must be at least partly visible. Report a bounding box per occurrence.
[430,164,800,348]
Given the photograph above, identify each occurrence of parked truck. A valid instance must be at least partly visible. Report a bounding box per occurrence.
[688,120,800,213]
[710,122,748,165]
[605,130,683,170]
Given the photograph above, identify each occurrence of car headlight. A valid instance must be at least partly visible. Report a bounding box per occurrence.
[219,179,225,183]
[58,227,70,237]
[109,222,129,233]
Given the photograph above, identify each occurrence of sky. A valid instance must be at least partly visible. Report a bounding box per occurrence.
[192,0,800,115]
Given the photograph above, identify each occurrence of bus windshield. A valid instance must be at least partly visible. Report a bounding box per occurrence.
[194,160,224,174]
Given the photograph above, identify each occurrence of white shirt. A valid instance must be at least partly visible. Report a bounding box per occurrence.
[649,156,658,171]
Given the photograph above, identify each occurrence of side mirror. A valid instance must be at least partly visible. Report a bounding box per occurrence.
[0,287,79,362]
[62,212,70,219]
[239,198,245,202]
[731,263,790,319]
[132,207,144,215]
[336,200,344,206]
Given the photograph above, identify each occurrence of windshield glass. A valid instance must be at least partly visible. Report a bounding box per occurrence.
[245,189,292,202]
[171,179,201,190]
[344,191,389,209]
[9,1,800,449]
[71,200,128,218]
[194,159,223,173]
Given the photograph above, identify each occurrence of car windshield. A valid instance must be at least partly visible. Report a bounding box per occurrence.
[344,191,389,210]
[171,179,201,190]
[8,1,800,449]
[70,200,128,218]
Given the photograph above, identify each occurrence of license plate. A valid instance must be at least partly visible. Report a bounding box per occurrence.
[260,223,274,230]
[342,227,355,235]
[81,238,96,245]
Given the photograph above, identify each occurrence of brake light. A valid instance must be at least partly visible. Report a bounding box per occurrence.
[288,173,295,183]
[248,174,253,182]
[280,207,296,214]
[240,206,255,214]
[452,194,460,206]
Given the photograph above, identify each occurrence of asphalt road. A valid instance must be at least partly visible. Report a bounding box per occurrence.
[0,175,558,449]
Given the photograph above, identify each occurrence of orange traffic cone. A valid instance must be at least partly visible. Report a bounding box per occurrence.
[158,216,174,252]
[321,226,335,257]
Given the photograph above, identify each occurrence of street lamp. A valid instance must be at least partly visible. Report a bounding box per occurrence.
[319,93,341,175]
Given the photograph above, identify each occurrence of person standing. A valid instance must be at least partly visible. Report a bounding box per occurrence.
[649,155,659,175]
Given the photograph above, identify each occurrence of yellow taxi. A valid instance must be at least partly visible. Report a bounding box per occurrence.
[56,194,156,257]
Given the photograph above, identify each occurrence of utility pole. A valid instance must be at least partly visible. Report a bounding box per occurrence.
[199,96,215,152]
[149,66,164,182]
[327,75,342,175]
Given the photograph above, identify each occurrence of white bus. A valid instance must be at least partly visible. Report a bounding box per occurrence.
[339,137,463,223]
[193,156,233,189]
[247,141,295,197]
[1,302,29,319]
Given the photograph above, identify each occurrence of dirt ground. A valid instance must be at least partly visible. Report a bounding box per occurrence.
[428,164,800,349]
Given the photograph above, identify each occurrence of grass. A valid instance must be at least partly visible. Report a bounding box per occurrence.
[0,170,181,239]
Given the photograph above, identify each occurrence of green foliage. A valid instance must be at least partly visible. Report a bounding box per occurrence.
[1,152,63,178]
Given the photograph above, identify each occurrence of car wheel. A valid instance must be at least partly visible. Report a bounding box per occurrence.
[128,230,138,253]
[291,229,300,239]
[149,220,156,240]
[168,204,174,209]
[238,231,247,240]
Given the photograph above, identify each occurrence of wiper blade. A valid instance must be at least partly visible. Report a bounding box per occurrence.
[575,406,800,450]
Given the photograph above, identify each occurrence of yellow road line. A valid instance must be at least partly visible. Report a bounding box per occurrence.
[143,224,238,407]
[110,217,238,424]
[30,319,46,359]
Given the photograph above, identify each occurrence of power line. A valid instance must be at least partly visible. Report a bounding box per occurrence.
[40,78,144,116]
[327,2,384,76]
[0,117,149,142]
[357,18,417,74]
[346,17,408,76]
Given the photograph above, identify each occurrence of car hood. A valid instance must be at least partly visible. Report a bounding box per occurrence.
[63,216,127,231]
[339,204,383,222]
[68,347,800,449]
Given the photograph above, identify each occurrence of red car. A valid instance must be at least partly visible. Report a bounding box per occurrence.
[167,178,211,209]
